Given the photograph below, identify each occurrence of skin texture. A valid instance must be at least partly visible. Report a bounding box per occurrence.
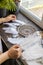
[0,14,16,23]
[8,45,22,59]
[5,15,16,22]
[0,45,22,64]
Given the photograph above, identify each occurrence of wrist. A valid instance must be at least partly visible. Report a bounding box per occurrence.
[1,18,6,23]
[0,51,10,64]
[5,51,10,59]
[2,18,6,23]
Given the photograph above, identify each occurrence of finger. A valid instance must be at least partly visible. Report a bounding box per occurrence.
[12,17,16,20]
[13,47,21,52]
[16,47,22,53]
[17,49,22,58]
[13,45,20,48]
[12,15,16,18]
[12,48,22,59]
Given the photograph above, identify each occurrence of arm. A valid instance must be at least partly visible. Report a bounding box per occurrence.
[0,18,5,23]
[0,45,22,64]
[0,15,16,23]
[0,51,9,64]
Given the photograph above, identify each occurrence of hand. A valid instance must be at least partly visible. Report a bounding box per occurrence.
[4,14,16,22]
[7,45,22,59]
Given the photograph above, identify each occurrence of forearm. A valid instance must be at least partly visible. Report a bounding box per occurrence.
[0,51,9,64]
[0,18,6,23]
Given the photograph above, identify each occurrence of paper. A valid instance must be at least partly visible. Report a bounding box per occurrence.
[22,43,43,60]
[26,61,42,65]
[3,20,26,26]
[8,31,41,54]
[21,32,43,61]
[3,23,17,28]
[3,27,18,34]
[8,37,25,45]
[12,20,26,25]
[8,31,41,49]
[8,31,43,61]
[3,20,26,30]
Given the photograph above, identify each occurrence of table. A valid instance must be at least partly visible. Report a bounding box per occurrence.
[0,12,41,47]
[0,12,42,65]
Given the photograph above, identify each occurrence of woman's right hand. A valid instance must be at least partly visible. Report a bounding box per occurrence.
[4,14,16,22]
[7,45,22,59]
